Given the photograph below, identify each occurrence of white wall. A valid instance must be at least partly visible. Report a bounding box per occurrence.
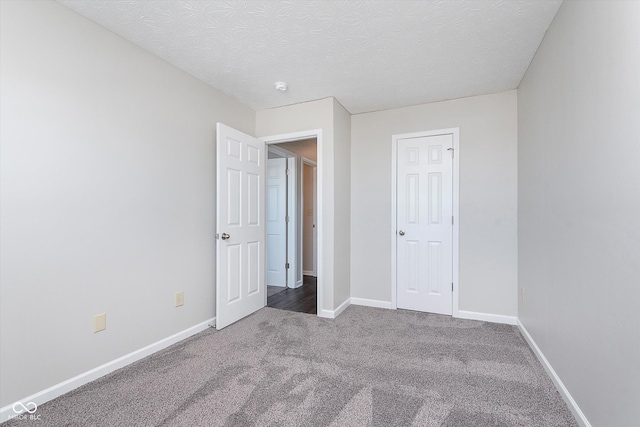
[0,0,254,407]
[332,99,351,308]
[351,91,518,317]
[518,1,640,426]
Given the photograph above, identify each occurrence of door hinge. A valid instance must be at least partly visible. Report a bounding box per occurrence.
[452,216,454,225]
[285,215,290,223]
[447,147,454,157]
[285,262,290,269]
[452,283,454,291]
[215,233,219,239]
[286,168,290,176]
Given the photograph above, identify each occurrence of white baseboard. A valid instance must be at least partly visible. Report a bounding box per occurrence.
[350,297,393,309]
[517,320,591,427]
[0,317,215,423]
[318,298,351,319]
[455,310,517,325]
[333,298,350,317]
[318,309,333,318]
[302,271,316,277]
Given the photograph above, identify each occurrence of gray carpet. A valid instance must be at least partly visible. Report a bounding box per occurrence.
[267,285,287,298]
[4,306,578,426]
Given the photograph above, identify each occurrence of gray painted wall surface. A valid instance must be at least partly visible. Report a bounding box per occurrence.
[518,1,640,426]
[351,91,518,317]
[0,0,254,406]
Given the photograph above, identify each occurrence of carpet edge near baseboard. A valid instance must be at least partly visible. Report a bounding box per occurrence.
[0,317,215,423]
[517,319,591,427]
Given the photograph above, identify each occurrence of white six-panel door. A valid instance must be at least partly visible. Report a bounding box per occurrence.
[266,157,287,287]
[396,133,454,315]
[216,123,265,330]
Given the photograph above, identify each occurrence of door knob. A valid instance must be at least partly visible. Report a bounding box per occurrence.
[221,233,230,240]
[398,230,405,236]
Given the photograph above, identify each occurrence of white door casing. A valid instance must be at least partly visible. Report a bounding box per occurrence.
[395,132,455,315]
[266,157,287,287]
[216,123,265,330]
[302,160,318,277]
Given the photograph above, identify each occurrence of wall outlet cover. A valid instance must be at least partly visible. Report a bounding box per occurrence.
[175,291,184,307]
[94,313,106,333]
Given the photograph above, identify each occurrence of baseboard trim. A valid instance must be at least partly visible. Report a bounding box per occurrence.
[455,310,517,325]
[0,317,215,423]
[302,271,317,277]
[517,320,591,427]
[350,297,393,309]
[333,297,350,317]
[318,298,350,319]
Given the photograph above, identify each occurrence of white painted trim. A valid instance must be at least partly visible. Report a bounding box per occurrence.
[455,310,517,325]
[0,317,215,423]
[333,297,350,317]
[262,130,323,318]
[350,297,393,310]
[301,158,318,277]
[303,270,317,277]
[451,129,460,317]
[318,309,334,319]
[318,297,350,319]
[391,128,460,315]
[267,145,297,159]
[286,158,297,289]
[518,320,591,427]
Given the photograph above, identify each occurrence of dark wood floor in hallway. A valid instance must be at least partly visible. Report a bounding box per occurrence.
[267,275,317,314]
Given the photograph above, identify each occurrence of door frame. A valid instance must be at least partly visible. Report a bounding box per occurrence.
[301,157,318,277]
[390,128,460,316]
[267,145,299,289]
[261,130,322,317]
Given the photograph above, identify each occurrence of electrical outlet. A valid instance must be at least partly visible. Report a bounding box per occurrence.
[175,291,184,307]
[94,313,106,333]
[521,287,526,302]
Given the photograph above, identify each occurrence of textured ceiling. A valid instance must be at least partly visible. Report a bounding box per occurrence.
[58,0,562,114]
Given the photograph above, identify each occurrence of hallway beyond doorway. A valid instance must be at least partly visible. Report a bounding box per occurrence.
[267,275,317,315]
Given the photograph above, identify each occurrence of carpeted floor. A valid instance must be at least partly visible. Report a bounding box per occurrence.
[4,306,578,426]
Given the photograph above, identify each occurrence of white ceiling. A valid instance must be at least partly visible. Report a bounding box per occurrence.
[58,0,562,114]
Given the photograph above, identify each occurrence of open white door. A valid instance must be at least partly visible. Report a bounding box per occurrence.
[266,157,287,287]
[216,123,265,330]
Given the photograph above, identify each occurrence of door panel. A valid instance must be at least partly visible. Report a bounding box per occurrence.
[266,157,287,287]
[396,134,453,315]
[216,123,265,330]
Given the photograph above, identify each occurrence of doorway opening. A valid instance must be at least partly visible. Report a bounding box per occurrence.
[265,137,318,315]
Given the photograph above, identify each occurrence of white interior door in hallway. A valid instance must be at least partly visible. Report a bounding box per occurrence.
[395,132,455,315]
[266,157,287,287]
[216,123,265,330]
